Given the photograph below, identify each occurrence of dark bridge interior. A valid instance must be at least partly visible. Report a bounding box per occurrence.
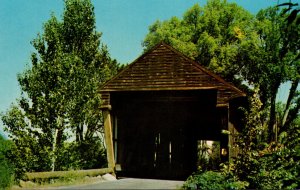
[111,90,220,179]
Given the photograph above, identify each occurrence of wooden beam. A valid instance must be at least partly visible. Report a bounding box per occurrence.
[100,105,112,110]
[103,108,115,173]
[25,168,114,180]
[219,107,229,162]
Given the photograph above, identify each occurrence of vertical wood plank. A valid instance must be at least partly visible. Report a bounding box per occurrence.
[219,106,229,162]
[103,108,115,172]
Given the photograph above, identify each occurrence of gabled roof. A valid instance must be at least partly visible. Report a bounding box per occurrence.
[100,42,245,105]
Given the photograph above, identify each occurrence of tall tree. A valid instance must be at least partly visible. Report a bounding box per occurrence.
[250,7,300,141]
[2,0,119,173]
[143,0,258,82]
[143,0,300,142]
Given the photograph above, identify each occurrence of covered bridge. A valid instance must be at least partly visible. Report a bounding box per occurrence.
[99,42,245,179]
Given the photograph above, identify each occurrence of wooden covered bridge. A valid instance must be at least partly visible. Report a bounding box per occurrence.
[99,42,245,179]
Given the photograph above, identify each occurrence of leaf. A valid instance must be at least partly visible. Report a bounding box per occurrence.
[221,130,231,135]
[294,53,300,61]
[281,7,292,16]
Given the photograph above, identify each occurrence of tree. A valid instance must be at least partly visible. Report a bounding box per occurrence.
[2,0,119,174]
[231,90,300,189]
[143,1,300,187]
[249,7,300,141]
[231,6,300,188]
[275,1,300,131]
[143,0,258,82]
[277,1,300,25]
[143,0,300,142]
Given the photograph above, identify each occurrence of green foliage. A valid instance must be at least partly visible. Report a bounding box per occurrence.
[233,131,300,189]
[277,2,300,25]
[251,6,300,141]
[182,170,248,190]
[145,1,300,189]
[0,135,14,189]
[56,138,107,171]
[229,8,300,189]
[197,141,221,171]
[184,89,300,189]
[231,91,300,189]
[2,105,53,174]
[144,0,300,143]
[0,161,14,189]
[143,0,256,80]
[1,0,119,178]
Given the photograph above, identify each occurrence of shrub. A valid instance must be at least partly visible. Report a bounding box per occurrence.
[0,160,14,189]
[55,138,107,171]
[231,92,300,189]
[0,135,14,189]
[182,170,248,190]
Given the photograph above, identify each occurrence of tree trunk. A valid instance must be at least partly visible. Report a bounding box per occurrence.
[76,123,84,142]
[51,116,64,171]
[283,98,300,129]
[268,82,280,142]
[51,128,58,172]
[281,79,299,129]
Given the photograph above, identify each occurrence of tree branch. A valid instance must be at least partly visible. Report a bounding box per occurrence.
[281,79,299,127]
[283,95,300,129]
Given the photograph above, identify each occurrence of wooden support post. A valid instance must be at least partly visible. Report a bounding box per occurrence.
[219,106,229,162]
[103,106,115,172]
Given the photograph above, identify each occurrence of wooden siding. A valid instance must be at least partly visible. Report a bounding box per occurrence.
[100,42,245,105]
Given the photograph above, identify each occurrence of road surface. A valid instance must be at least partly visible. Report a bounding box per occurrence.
[60,178,184,189]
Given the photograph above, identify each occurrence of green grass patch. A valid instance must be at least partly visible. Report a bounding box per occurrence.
[13,168,114,188]
[11,175,104,189]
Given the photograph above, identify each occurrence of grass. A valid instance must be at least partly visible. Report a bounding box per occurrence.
[11,175,104,189]
[10,168,114,189]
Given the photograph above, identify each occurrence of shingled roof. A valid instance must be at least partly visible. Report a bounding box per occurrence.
[100,42,245,106]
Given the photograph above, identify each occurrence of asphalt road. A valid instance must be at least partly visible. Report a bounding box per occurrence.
[60,178,184,189]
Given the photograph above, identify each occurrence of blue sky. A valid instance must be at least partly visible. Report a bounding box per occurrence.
[0,0,286,136]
